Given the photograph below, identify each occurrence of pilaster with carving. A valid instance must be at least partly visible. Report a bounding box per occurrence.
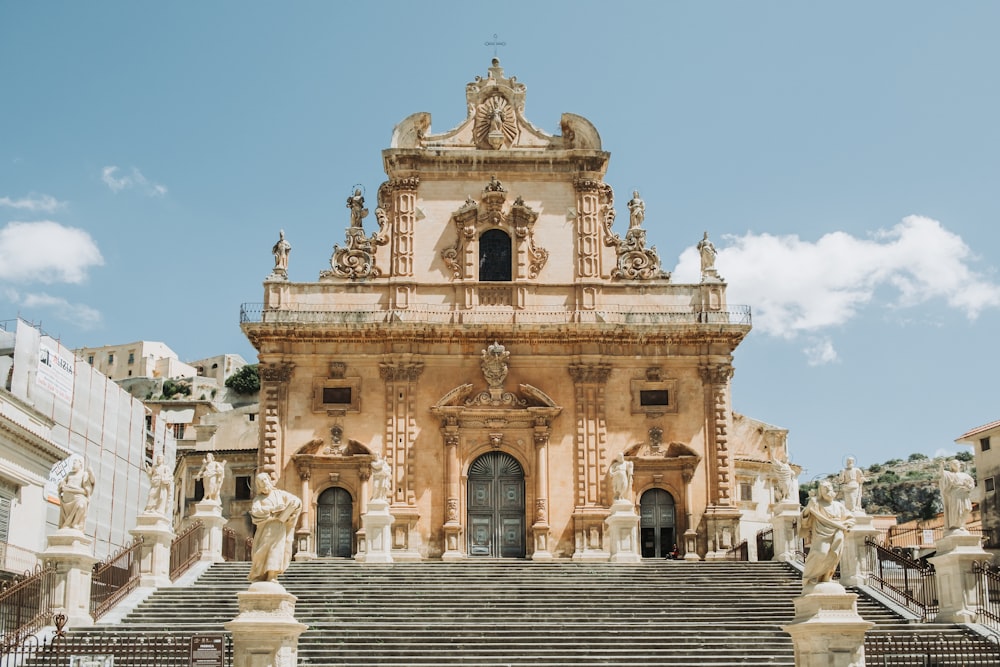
[378,177,419,279]
[699,362,734,506]
[378,360,424,509]
[531,425,553,560]
[569,362,612,561]
[258,362,294,478]
[441,427,462,560]
[573,179,603,279]
[293,464,314,560]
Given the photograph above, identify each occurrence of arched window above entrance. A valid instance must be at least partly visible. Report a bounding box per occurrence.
[479,229,512,281]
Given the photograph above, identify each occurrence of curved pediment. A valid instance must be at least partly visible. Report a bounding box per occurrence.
[519,383,558,408]
[433,384,475,408]
[293,438,372,457]
[625,440,702,462]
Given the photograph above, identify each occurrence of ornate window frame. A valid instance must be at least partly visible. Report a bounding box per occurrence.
[630,378,678,416]
[312,377,361,413]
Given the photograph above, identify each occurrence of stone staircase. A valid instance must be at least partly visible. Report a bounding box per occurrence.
[76,559,994,666]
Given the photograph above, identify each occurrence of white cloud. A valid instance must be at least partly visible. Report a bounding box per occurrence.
[0,194,65,213]
[804,337,839,366]
[101,166,167,197]
[7,291,102,329]
[0,221,104,284]
[672,216,1000,350]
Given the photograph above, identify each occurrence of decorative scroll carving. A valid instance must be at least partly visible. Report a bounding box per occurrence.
[378,362,425,382]
[535,498,547,523]
[329,362,347,379]
[446,498,459,522]
[260,362,294,383]
[465,390,526,408]
[568,363,612,384]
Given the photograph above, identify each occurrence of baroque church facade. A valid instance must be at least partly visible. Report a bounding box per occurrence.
[241,60,792,562]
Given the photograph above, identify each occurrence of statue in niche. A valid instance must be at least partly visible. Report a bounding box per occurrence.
[58,458,96,531]
[346,188,368,228]
[838,457,866,514]
[370,455,393,502]
[248,473,302,583]
[698,231,717,273]
[800,480,855,593]
[627,191,645,229]
[195,452,226,503]
[480,341,510,389]
[939,459,975,534]
[609,452,634,502]
[143,454,173,516]
[271,229,291,275]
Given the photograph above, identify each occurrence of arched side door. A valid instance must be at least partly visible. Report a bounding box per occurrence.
[467,451,525,558]
[639,488,676,558]
[316,486,353,558]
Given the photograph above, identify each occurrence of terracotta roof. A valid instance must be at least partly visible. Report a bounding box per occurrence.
[955,418,1000,442]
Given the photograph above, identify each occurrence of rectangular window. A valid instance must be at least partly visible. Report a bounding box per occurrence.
[639,390,669,407]
[982,437,992,452]
[313,377,361,413]
[0,487,12,543]
[87,355,94,365]
[630,378,678,415]
[235,475,253,501]
[128,351,135,364]
[248,413,256,422]
[739,480,753,502]
[986,477,996,493]
[107,353,114,364]
[171,423,185,439]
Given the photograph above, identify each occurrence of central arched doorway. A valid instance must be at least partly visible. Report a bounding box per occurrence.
[316,487,353,558]
[467,451,525,558]
[639,488,676,558]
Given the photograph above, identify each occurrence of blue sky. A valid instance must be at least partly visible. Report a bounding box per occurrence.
[2,2,998,481]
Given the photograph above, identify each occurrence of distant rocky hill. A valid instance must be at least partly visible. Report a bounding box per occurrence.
[799,452,975,524]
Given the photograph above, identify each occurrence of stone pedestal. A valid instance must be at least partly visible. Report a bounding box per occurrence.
[605,499,641,563]
[929,532,988,623]
[130,512,174,588]
[359,499,394,564]
[840,513,878,588]
[441,522,464,561]
[225,581,308,667]
[682,529,701,561]
[770,501,802,562]
[43,529,98,628]
[782,582,874,667]
[531,524,554,562]
[192,500,226,563]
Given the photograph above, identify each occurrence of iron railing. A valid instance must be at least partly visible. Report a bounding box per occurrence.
[170,520,203,580]
[865,536,938,621]
[0,614,234,667]
[883,525,984,551]
[240,302,753,328]
[755,527,774,562]
[0,543,38,576]
[974,560,1000,630]
[866,630,1000,665]
[0,565,55,654]
[90,537,143,621]
[982,526,1000,550]
[724,540,749,561]
[222,527,236,562]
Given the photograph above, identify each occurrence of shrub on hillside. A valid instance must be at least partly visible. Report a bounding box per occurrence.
[225,364,260,395]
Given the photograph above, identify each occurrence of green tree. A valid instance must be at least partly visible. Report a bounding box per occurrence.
[225,364,260,395]
[908,452,928,462]
[955,451,973,462]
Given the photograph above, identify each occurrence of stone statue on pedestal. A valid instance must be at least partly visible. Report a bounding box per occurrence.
[800,480,855,592]
[248,473,302,583]
[609,452,633,502]
[271,229,291,275]
[370,455,392,502]
[58,458,96,531]
[939,459,974,534]
[143,454,173,516]
[195,453,226,503]
[838,457,865,513]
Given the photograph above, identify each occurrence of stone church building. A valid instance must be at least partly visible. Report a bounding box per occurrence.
[241,60,792,562]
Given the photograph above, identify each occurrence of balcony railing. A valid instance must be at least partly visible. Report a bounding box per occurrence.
[240,302,751,328]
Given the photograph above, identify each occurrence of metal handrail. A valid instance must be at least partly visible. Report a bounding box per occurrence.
[0,565,56,655]
[170,521,203,580]
[864,536,938,621]
[974,560,1000,630]
[90,537,143,621]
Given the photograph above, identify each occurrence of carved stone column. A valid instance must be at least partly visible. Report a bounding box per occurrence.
[354,464,371,561]
[259,362,294,478]
[681,465,701,561]
[699,361,741,560]
[293,465,314,561]
[379,359,424,561]
[442,428,463,561]
[531,426,553,561]
[573,179,602,279]
[569,362,612,561]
